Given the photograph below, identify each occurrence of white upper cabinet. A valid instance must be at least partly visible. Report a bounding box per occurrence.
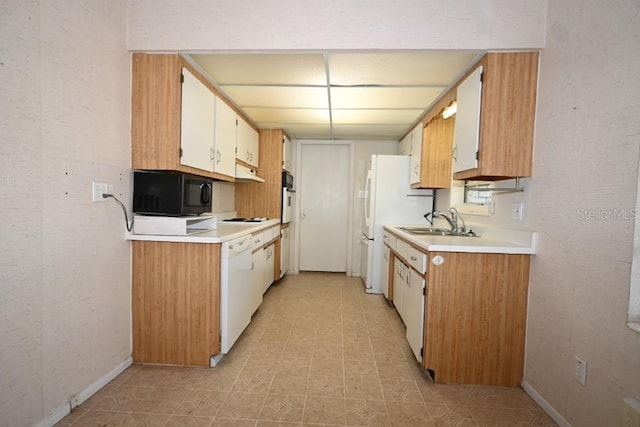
[409,122,423,185]
[398,130,412,156]
[453,65,483,174]
[180,67,215,172]
[282,134,292,172]
[237,117,259,168]
[213,97,237,177]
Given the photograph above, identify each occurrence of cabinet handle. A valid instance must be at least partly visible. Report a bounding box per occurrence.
[452,146,457,162]
[216,149,221,164]
[210,147,215,161]
[410,256,417,261]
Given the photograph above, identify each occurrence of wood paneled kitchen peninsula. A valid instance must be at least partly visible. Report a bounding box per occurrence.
[383,224,537,386]
[127,219,280,367]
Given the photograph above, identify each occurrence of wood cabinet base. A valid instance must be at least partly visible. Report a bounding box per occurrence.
[132,241,221,367]
[424,252,530,386]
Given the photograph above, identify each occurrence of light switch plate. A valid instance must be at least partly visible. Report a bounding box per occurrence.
[92,182,109,202]
[511,202,524,220]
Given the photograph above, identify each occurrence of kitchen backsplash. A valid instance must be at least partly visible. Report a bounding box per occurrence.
[434,177,533,231]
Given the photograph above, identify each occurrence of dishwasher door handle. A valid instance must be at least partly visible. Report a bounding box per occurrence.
[231,236,253,253]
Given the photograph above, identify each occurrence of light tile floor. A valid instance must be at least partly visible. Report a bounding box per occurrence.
[57,272,557,426]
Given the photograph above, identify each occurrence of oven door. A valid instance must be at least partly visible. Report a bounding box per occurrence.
[282,188,292,223]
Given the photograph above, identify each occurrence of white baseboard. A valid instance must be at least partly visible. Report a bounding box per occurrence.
[521,380,572,427]
[36,356,133,427]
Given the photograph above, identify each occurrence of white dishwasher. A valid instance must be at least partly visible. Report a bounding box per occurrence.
[220,234,253,354]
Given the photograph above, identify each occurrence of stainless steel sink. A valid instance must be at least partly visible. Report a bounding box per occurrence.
[398,226,451,236]
[397,226,479,237]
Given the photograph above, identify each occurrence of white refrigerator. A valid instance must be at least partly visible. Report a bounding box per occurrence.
[361,155,433,294]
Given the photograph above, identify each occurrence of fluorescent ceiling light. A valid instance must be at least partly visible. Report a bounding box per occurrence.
[442,102,457,119]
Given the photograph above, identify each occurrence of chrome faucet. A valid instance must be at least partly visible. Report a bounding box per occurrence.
[447,207,466,234]
[432,210,457,232]
[432,207,467,234]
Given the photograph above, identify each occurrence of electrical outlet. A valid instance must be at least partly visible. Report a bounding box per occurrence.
[69,394,79,410]
[622,398,640,427]
[92,182,109,202]
[574,356,587,386]
[511,202,524,220]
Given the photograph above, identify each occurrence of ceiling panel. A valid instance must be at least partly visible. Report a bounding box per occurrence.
[332,124,410,140]
[328,52,477,86]
[192,53,327,85]
[330,86,445,109]
[332,109,424,125]
[243,107,330,125]
[274,124,333,139]
[221,85,328,109]
[188,52,479,140]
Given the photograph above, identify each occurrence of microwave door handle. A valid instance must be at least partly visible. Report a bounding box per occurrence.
[200,183,211,204]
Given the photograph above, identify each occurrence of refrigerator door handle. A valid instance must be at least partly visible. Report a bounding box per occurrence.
[364,169,372,229]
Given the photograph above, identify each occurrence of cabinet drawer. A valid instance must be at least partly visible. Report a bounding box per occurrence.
[388,234,397,251]
[265,226,279,242]
[252,231,265,250]
[397,239,427,275]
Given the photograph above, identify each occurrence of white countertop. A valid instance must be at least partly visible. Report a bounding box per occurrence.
[384,223,538,254]
[126,219,281,244]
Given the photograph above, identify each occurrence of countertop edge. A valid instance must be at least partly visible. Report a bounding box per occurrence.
[384,224,538,255]
[126,219,281,244]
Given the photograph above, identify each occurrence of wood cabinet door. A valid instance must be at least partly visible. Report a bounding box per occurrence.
[418,114,455,189]
[425,251,530,386]
[132,241,220,367]
[213,96,237,177]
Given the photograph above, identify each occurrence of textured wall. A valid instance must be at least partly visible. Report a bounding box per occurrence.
[128,0,546,51]
[0,1,45,424]
[524,1,640,425]
[0,1,131,425]
[434,1,640,424]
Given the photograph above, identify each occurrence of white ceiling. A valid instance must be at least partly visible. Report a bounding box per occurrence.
[190,52,478,141]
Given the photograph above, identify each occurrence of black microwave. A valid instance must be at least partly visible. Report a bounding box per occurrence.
[282,170,294,190]
[133,171,212,216]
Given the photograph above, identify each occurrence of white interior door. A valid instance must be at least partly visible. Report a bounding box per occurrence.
[299,144,349,272]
